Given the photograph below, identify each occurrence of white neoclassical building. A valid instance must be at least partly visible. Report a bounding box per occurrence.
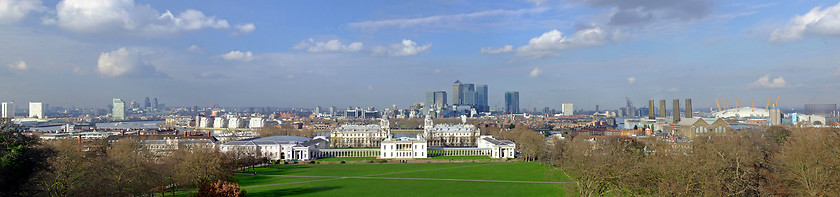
[423,116,481,147]
[329,118,391,148]
[380,135,427,159]
[220,136,329,161]
[477,135,516,158]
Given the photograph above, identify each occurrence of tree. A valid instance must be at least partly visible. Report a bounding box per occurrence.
[0,122,50,196]
[195,180,246,197]
[773,128,840,196]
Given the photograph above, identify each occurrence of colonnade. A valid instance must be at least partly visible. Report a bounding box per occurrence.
[427,148,491,157]
[313,149,380,158]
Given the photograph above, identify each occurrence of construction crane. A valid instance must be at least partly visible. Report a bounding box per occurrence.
[775,96,780,108]
[715,98,722,112]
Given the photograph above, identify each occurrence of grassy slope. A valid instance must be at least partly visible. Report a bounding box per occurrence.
[238,162,569,196]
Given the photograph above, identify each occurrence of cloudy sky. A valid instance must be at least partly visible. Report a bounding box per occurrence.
[2,0,840,111]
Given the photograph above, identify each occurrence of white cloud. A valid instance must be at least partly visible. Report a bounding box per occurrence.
[368,85,374,90]
[220,50,254,62]
[516,27,613,57]
[0,0,45,24]
[748,74,787,88]
[53,0,234,37]
[6,60,28,71]
[771,3,840,42]
[627,77,636,84]
[97,47,163,78]
[372,39,431,56]
[529,67,542,78]
[348,7,548,31]
[665,87,679,92]
[433,68,442,74]
[235,23,256,34]
[480,45,513,54]
[187,45,203,53]
[293,38,364,53]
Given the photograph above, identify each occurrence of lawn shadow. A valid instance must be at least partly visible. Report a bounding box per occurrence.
[247,186,342,197]
[255,164,313,175]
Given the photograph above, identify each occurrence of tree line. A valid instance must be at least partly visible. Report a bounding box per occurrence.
[0,122,259,197]
[481,124,839,196]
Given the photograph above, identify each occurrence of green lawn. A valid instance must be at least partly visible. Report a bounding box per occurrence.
[235,162,570,196]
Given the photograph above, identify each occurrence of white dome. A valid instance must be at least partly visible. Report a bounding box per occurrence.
[711,107,769,119]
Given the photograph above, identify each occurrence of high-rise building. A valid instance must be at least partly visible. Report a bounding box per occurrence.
[804,104,836,116]
[451,80,488,112]
[504,91,519,114]
[29,102,44,119]
[144,97,151,109]
[452,80,462,105]
[425,91,447,109]
[113,98,126,121]
[562,102,574,115]
[152,98,159,109]
[476,84,489,112]
[1,102,14,118]
[595,105,600,113]
[648,100,655,119]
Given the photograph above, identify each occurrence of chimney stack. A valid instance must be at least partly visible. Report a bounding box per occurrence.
[659,100,666,118]
[648,100,655,119]
[673,99,680,123]
[685,99,693,118]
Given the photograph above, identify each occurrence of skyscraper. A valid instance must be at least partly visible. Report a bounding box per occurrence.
[562,102,574,115]
[451,80,488,112]
[425,91,447,109]
[505,91,519,114]
[144,97,151,109]
[153,97,159,109]
[113,98,126,121]
[29,102,44,119]
[452,80,462,105]
[1,102,14,118]
[476,84,489,112]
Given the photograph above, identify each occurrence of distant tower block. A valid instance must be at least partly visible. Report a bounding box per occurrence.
[685,99,693,119]
[659,100,666,117]
[673,99,680,123]
[648,100,655,119]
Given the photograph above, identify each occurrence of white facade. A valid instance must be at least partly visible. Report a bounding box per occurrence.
[562,102,574,115]
[220,136,328,161]
[199,117,213,128]
[477,135,516,158]
[330,124,389,148]
[380,136,427,159]
[1,102,14,118]
[29,102,44,119]
[249,117,265,128]
[213,117,227,128]
[228,117,244,128]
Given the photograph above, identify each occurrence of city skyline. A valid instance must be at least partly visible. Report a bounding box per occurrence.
[2,0,840,109]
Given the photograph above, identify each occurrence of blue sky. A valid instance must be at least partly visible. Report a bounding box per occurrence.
[2,0,840,111]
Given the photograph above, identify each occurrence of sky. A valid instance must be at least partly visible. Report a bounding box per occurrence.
[2,0,840,111]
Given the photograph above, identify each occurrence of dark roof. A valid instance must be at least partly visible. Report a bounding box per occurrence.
[481,137,515,146]
[301,138,327,146]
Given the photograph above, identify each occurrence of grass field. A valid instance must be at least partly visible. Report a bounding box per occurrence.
[234,162,570,196]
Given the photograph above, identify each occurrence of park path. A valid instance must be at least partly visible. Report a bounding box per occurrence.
[239,163,573,189]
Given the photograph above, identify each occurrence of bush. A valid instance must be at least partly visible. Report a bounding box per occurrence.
[195,180,246,197]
